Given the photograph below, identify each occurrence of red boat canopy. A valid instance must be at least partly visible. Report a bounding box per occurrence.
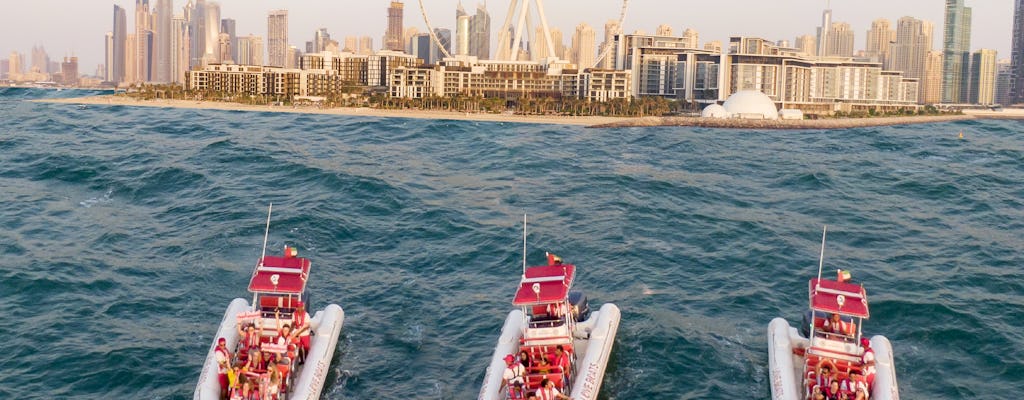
[248,247,310,295]
[512,264,576,306]
[808,278,869,318]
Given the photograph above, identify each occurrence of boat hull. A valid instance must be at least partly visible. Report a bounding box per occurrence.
[478,304,620,400]
[194,300,345,400]
[767,317,899,400]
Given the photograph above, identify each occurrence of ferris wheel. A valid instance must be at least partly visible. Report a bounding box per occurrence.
[417,0,629,68]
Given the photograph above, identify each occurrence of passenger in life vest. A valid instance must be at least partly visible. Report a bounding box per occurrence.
[846,370,869,400]
[860,338,876,388]
[236,321,263,357]
[231,374,259,400]
[534,353,552,374]
[536,378,570,400]
[814,359,835,391]
[215,337,232,400]
[501,354,526,399]
[824,313,855,337]
[553,345,571,378]
[824,380,843,400]
[291,304,312,364]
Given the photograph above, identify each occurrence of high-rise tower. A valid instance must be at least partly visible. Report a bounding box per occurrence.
[571,22,596,67]
[942,0,972,103]
[267,10,288,67]
[866,18,895,65]
[470,3,491,59]
[154,0,172,82]
[1010,0,1024,103]
[385,2,405,52]
[817,5,832,57]
[112,5,127,83]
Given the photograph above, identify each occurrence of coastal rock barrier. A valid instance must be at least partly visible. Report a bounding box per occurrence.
[587,115,976,129]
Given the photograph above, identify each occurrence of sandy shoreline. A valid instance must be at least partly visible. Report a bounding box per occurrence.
[35,95,627,127]
[35,95,1018,129]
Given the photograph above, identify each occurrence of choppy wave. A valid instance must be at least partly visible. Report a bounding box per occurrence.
[1,89,1022,399]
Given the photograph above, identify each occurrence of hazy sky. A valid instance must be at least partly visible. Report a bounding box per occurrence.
[1,0,1014,74]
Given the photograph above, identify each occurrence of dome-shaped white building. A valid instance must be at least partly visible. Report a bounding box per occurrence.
[722,90,779,120]
[700,103,728,118]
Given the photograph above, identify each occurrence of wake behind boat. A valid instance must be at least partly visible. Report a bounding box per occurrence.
[479,250,620,400]
[768,228,898,400]
[195,207,344,400]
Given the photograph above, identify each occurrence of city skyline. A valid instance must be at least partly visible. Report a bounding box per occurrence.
[1,0,1013,76]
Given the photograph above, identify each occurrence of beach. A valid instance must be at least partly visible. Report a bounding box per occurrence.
[36,95,627,127]
[36,95,1016,128]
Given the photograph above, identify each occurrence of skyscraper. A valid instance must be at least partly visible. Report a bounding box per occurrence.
[942,0,972,103]
[969,49,997,104]
[236,35,263,65]
[533,27,563,61]
[31,46,49,73]
[385,2,404,52]
[112,5,127,83]
[470,3,490,59]
[1010,0,1024,104]
[826,22,855,57]
[105,32,114,81]
[203,2,221,64]
[170,15,189,82]
[267,10,288,67]
[866,18,895,65]
[61,56,79,86]
[923,51,944,104]
[817,6,832,57]
[599,20,621,69]
[456,13,471,55]
[154,0,172,82]
[656,24,673,37]
[681,28,699,49]
[186,0,204,68]
[795,34,816,56]
[996,58,1012,105]
[888,17,933,101]
[135,0,152,82]
[221,18,236,63]
[359,36,374,55]
[434,28,452,58]
[571,23,596,68]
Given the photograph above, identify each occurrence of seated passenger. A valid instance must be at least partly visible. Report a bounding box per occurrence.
[824,313,855,337]
[231,374,259,400]
[825,380,843,400]
[518,350,533,370]
[534,353,552,374]
[265,359,281,399]
[815,359,836,390]
[236,320,263,354]
[536,378,570,400]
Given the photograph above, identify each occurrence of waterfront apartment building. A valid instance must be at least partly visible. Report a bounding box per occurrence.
[942,0,972,103]
[390,56,606,101]
[888,17,933,102]
[610,33,917,113]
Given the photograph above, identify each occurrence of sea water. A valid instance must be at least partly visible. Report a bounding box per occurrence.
[1,88,1021,399]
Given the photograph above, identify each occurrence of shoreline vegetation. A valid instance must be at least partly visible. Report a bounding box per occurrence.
[35,94,1019,129]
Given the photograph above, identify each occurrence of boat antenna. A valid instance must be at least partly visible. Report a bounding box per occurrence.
[260,203,273,266]
[522,213,527,276]
[816,225,828,286]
